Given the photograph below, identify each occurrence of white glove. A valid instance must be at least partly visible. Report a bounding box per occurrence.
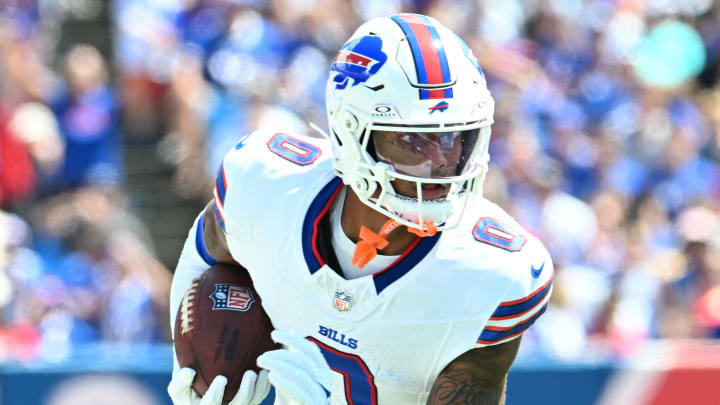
[257,331,333,405]
[168,367,271,405]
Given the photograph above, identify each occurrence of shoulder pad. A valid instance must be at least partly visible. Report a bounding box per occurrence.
[211,129,331,233]
[452,198,554,347]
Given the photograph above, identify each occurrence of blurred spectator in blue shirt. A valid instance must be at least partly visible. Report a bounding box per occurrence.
[51,45,122,191]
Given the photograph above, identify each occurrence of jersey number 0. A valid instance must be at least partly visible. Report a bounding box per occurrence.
[307,337,378,405]
[472,217,527,251]
[267,133,322,166]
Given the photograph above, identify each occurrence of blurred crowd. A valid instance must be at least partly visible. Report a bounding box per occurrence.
[0,0,171,363]
[0,0,719,364]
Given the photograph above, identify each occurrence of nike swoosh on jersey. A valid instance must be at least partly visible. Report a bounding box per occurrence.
[531,262,545,278]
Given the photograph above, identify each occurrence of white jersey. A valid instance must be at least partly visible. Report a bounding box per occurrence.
[211,129,553,405]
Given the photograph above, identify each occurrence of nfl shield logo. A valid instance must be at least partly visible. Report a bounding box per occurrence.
[333,291,351,312]
[210,284,255,312]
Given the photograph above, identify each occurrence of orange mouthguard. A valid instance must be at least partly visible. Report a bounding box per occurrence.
[351,219,401,269]
[351,220,438,269]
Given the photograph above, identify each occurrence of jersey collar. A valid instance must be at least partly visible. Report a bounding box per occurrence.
[302,177,442,293]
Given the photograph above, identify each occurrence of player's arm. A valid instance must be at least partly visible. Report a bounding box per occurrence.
[427,337,521,405]
[428,227,554,405]
[169,201,272,405]
[200,201,235,264]
[170,199,238,341]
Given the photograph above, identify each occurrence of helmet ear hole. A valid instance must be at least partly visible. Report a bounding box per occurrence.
[359,178,370,192]
[352,177,374,195]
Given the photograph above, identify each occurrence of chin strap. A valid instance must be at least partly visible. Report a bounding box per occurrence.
[351,219,438,269]
[407,221,438,237]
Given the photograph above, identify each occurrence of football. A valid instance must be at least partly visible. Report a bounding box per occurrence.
[173,263,278,402]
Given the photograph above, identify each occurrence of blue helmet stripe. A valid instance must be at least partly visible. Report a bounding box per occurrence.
[418,14,452,84]
[390,15,429,86]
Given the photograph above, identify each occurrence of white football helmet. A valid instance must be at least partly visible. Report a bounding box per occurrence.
[323,13,495,231]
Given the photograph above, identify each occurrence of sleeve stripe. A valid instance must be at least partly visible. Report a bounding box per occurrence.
[490,276,553,319]
[195,214,219,266]
[212,202,226,233]
[477,330,523,347]
[485,287,552,327]
[477,303,548,344]
[213,186,225,210]
[215,164,227,206]
[497,272,553,307]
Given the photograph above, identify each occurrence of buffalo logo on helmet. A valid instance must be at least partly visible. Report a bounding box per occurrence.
[330,35,388,90]
[428,101,449,114]
[210,284,255,312]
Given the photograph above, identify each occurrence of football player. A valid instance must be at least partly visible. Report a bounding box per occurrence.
[168,13,553,405]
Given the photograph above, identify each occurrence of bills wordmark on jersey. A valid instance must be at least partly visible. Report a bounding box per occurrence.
[318,325,359,349]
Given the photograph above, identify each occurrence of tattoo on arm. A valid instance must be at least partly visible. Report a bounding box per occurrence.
[202,202,236,263]
[427,337,521,405]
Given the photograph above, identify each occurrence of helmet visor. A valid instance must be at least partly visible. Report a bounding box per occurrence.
[372,128,485,179]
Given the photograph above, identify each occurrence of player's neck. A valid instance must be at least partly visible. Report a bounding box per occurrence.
[340,188,417,255]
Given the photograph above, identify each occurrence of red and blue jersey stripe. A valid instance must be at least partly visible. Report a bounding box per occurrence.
[477,271,554,345]
[195,214,218,266]
[302,177,344,272]
[390,14,453,100]
[212,204,226,233]
[489,275,553,320]
[213,163,228,233]
[478,303,548,345]
[301,177,441,293]
[215,164,227,206]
